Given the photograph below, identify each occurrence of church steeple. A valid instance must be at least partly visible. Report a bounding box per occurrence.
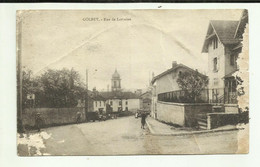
[111,69,121,92]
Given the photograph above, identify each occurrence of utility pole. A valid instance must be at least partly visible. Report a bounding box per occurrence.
[17,16,24,133]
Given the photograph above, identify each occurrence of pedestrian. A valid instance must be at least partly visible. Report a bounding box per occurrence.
[76,111,82,124]
[35,112,42,132]
[135,112,138,118]
[141,112,147,129]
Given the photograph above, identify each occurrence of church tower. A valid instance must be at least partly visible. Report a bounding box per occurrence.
[111,69,121,92]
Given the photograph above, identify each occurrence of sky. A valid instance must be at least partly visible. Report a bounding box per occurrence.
[19,9,243,91]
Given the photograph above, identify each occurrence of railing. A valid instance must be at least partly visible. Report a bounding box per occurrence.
[158,88,237,104]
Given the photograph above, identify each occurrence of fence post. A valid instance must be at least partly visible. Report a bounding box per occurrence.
[207,89,209,103]
[207,114,211,130]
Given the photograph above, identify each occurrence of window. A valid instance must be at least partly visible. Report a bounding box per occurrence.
[230,53,237,66]
[99,101,101,106]
[114,81,116,87]
[125,101,128,105]
[110,101,113,105]
[213,57,218,72]
[95,101,97,107]
[213,78,219,85]
[213,37,218,49]
[119,101,122,105]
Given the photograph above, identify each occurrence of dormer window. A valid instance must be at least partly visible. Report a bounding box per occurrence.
[213,37,218,49]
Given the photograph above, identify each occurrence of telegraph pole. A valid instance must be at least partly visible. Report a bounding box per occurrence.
[17,16,24,133]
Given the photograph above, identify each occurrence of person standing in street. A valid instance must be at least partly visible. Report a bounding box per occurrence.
[35,112,42,132]
[141,112,147,129]
[76,111,82,124]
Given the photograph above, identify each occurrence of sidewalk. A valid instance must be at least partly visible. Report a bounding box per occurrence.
[146,117,241,136]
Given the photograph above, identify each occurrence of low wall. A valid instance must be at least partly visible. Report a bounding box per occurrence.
[157,101,212,127]
[207,113,239,129]
[22,108,86,128]
[184,104,212,127]
[224,104,239,114]
[157,101,185,126]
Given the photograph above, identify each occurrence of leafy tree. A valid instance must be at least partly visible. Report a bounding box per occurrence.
[22,68,85,108]
[176,71,208,103]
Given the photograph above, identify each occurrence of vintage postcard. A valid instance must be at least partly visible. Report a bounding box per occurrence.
[16,9,249,156]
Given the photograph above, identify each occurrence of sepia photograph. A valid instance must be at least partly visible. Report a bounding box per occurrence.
[16,9,249,156]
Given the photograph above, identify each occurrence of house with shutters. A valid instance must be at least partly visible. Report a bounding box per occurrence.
[149,10,248,129]
[201,9,248,113]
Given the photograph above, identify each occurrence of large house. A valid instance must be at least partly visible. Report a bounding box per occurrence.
[202,9,248,113]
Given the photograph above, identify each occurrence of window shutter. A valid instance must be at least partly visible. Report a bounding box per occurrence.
[217,57,220,71]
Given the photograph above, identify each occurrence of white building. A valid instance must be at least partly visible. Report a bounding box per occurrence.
[100,69,141,113]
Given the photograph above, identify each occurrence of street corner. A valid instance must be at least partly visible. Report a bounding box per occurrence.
[145,117,241,136]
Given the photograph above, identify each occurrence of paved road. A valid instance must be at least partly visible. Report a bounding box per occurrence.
[17,116,240,155]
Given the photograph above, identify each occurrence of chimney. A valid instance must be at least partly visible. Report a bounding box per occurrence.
[172,61,177,68]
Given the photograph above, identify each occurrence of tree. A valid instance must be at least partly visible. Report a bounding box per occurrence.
[176,71,208,103]
[39,68,85,108]
[22,68,85,108]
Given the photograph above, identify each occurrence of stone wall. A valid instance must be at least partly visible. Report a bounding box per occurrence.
[22,108,86,128]
[207,113,240,129]
[157,101,185,126]
[184,104,212,127]
[157,101,212,127]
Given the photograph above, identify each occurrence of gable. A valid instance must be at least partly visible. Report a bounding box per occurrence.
[202,20,240,53]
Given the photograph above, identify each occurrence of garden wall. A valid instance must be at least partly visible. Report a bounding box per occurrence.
[207,113,240,129]
[157,101,212,127]
[22,107,85,128]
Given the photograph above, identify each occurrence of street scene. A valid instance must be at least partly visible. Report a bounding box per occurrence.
[18,116,246,156]
[17,9,249,155]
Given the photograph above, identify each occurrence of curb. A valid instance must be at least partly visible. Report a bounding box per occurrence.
[146,119,242,136]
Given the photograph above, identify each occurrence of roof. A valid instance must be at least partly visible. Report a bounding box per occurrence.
[112,69,120,79]
[223,69,238,79]
[234,9,248,39]
[140,91,152,97]
[202,20,241,53]
[99,91,140,99]
[151,63,207,85]
[92,94,106,101]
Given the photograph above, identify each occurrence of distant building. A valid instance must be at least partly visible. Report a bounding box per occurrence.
[134,89,143,96]
[92,88,106,113]
[111,69,121,92]
[77,69,141,113]
[100,91,141,112]
[140,91,152,111]
[76,89,106,113]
